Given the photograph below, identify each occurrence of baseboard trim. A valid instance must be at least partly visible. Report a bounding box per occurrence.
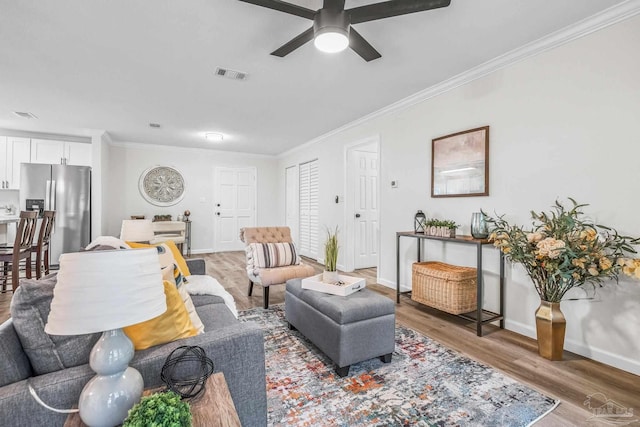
[505,320,640,376]
[190,249,214,255]
[377,277,411,293]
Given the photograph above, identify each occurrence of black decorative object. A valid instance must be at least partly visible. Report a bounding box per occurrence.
[470,212,489,239]
[161,346,214,400]
[414,210,426,234]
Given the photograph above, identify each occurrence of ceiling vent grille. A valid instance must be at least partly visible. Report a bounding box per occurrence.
[13,111,38,119]
[214,67,248,81]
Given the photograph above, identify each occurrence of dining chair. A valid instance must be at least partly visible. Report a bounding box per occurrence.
[0,210,38,292]
[32,210,56,279]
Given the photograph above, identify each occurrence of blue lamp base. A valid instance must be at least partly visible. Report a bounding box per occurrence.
[79,329,143,427]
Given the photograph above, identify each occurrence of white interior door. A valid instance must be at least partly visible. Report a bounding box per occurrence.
[214,167,256,252]
[285,166,299,245]
[298,160,318,259]
[352,149,379,269]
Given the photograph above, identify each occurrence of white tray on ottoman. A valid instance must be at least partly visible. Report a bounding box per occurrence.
[301,274,366,296]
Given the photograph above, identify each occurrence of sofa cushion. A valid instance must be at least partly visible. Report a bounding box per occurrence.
[0,319,33,387]
[10,275,101,375]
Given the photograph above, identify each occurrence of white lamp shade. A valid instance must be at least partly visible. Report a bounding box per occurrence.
[120,219,154,242]
[45,248,167,335]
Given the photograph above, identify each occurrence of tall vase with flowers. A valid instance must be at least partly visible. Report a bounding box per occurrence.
[484,198,639,360]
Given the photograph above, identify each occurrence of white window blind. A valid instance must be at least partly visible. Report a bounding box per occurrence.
[298,159,318,259]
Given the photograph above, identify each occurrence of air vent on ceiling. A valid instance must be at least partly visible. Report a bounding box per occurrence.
[214,67,248,81]
[13,111,38,119]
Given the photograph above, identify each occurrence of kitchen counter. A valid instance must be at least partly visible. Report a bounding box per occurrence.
[0,215,19,224]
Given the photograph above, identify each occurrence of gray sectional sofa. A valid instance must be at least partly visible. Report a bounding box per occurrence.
[0,259,267,426]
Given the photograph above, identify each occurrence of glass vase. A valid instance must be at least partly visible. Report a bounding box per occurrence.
[470,212,489,239]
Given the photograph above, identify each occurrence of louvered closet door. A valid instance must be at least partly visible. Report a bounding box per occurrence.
[298,159,318,259]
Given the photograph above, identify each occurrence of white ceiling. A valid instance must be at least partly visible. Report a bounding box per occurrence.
[0,0,628,155]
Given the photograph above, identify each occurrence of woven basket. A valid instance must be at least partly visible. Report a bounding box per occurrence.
[411,261,477,315]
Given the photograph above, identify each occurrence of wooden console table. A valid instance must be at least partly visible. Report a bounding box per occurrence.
[396,231,505,337]
[65,372,240,427]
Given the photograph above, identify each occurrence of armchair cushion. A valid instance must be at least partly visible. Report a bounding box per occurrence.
[250,264,316,287]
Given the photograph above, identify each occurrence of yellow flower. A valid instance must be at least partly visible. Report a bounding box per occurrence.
[572,258,586,269]
[572,272,581,280]
[617,258,628,266]
[599,257,613,271]
[527,232,543,243]
[588,267,599,276]
[502,246,511,254]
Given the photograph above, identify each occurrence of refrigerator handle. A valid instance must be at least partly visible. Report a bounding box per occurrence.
[51,180,57,211]
[45,180,52,210]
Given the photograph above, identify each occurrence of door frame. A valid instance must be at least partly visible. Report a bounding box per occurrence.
[212,166,258,252]
[284,164,299,246]
[343,135,380,273]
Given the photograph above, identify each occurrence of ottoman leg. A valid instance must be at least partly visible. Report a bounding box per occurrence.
[287,322,297,331]
[380,353,392,363]
[335,365,350,377]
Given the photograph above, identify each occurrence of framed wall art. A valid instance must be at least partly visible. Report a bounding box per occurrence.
[431,126,489,198]
[139,165,185,206]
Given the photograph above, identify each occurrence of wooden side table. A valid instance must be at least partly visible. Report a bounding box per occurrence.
[65,372,240,427]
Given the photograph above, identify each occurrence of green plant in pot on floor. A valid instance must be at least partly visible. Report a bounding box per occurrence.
[485,198,640,360]
[323,226,339,284]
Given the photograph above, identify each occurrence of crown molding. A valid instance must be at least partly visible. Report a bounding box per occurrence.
[278,0,640,158]
[110,140,277,159]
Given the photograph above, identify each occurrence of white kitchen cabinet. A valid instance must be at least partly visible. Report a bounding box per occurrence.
[0,137,31,189]
[30,139,91,166]
[66,141,92,166]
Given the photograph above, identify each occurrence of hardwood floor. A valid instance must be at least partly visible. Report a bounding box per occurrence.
[1,251,638,426]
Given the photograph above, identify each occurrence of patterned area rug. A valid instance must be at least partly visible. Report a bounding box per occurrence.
[239,305,558,427]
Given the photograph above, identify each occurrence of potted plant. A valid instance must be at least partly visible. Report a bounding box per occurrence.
[124,391,191,426]
[425,219,459,238]
[323,226,339,283]
[485,198,639,360]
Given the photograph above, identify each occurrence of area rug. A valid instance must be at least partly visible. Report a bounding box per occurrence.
[239,305,559,427]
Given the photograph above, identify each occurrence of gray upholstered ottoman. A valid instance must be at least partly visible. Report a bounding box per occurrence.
[285,278,395,377]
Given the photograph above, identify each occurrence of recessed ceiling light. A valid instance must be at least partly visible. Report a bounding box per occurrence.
[13,111,38,119]
[149,123,161,128]
[205,132,224,142]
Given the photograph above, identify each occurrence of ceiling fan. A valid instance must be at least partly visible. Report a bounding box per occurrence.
[239,0,451,61]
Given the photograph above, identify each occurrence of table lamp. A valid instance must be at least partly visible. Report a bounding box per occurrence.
[119,219,154,243]
[45,248,166,427]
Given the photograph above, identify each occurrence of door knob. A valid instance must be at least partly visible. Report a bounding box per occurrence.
[215,212,220,216]
[216,203,221,207]
[355,213,361,218]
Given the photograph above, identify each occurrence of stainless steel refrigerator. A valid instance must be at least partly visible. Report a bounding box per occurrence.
[20,164,91,267]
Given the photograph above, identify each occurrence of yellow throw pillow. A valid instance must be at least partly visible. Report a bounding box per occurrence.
[124,280,198,350]
[128,241,190,279]
[164,240,191,277]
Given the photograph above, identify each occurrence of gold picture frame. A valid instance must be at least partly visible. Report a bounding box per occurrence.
[431,126,489,198]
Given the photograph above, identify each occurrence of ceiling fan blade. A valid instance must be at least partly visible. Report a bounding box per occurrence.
[349,28,381,62]
[349,0,451,24]
[238,0,315,20]
[323,0,345,10]
[271,27,315,57]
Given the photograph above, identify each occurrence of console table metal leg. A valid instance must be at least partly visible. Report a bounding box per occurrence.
[499,253,505,329]
[476,244,483,337]
[396,234,401,303]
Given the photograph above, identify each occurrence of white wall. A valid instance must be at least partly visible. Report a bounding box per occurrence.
[106,143,279,253]
[277,15,640,375]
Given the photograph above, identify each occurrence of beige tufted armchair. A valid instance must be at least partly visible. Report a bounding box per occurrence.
[240,226,316,309]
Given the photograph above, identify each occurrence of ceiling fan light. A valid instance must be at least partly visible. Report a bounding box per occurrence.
[205,132,224,142]
[314,30,349,53]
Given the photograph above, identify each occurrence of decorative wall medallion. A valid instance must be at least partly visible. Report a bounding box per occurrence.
[139,166,185,206]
